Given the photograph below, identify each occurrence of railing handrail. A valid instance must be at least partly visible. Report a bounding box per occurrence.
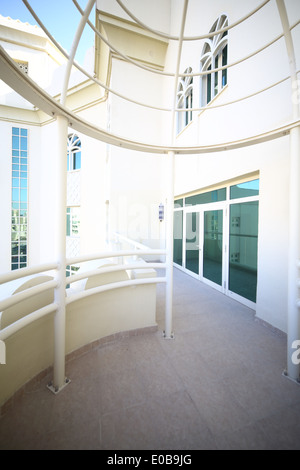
[0,263,58,286]
[66,276,167,305]
[0,280,58,313]
[66,249,166,266]
[0,303,58,341]
[113,233,162,251]
[66,262,167,285]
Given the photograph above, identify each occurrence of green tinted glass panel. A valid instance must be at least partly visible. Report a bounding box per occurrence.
[186,212,199,274]
[203,210,223,285]
[230,179,259,200]
[173,210,183,266]
[186,188,226,206]
[229,201,259,302]
[174,199,183,209]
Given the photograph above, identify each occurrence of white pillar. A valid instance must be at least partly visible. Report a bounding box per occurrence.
[276,0,300,383]
[48,114,70,393]
[164,151,175,339]
[286,125,300,382]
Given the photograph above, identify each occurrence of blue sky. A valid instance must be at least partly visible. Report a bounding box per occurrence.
[0,0,95,64]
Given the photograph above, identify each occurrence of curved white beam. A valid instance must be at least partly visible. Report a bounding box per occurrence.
[0,44,298,154]
[116,0,270,42]
[61,0,96,105]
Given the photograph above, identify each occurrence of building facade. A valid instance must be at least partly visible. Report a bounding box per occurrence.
[0,0,300,340]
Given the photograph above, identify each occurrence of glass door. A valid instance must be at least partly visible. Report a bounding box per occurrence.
[203,210,223,287]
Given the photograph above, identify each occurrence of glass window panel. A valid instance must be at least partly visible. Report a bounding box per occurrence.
[229,201,259,302]
[203,210,223,285]
[20,263,27,269]
[222,45,228,87]
[20,157,27,164]
[20,179,27,188]
[12,127,19,136]
[230,179,259,200]
[186,212,199,274]
[11,232,19,241]
[12,264,19,270]
[74,151,81,170]
[66,211,71,236]
[12,157,19,164]
[20,129,27,137]
[207,65,211,104]
[12,136,19,149]
[20,203,27,210]
[20,137,27,151]
[12,164,19,171]
[12,171,19,178]
[12,188,19,201]
[12,178,19,187]
[11,242,19,255]
[186,188,226,206]
[174,199,183,209]
[20,172,27,178]
[173,210,183,266]
[20,244,27,255]
[12,150,19,157]
[21,151,27,158]
[20,165,27,172]
[20,189,27,202]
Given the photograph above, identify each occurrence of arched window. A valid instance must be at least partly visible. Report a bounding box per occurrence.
[67,133,81,171]
[200,15,228,106]
[176,67,193,134]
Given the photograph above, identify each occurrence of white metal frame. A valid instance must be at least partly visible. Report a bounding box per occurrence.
[0,0,298,396]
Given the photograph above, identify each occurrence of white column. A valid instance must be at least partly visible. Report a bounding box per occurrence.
[164,150,175,339]
[276,0,300,383]
[286,125,300,382]
[48,114,69,393]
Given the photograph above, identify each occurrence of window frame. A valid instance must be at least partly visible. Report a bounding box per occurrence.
[176,67,193,134]
[200,15,228,107]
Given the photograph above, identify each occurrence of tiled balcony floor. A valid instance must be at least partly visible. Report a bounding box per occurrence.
[0,268,299,450]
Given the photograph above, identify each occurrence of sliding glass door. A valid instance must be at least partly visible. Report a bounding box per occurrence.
[173,178,259,307]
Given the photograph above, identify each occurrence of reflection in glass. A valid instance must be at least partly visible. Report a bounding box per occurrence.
[203,210,223,285]
[229,202,258,302]
[186,212,199,274]
[186,188,226,206]
[230,179,259,200]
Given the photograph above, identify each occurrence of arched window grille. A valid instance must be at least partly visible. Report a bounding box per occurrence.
[200,15,228,106]
[176,67,193,134]
[67,133,81,171]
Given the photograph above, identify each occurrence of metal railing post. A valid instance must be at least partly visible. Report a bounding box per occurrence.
[277,0,300,383]
[48,114,70,394]
[164,151,175,339]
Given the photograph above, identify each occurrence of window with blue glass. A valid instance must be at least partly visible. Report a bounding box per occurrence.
[200,15,228,106]
[67,133,81,171]
[11,127,28,270]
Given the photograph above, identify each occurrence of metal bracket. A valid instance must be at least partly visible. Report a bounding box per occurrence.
[163,330,174,339]
[47,377,71,395]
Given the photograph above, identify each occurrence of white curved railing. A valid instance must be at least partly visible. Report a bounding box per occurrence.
[0,240,167,406]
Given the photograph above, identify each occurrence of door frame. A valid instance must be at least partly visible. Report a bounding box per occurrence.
[174,194,259,310]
